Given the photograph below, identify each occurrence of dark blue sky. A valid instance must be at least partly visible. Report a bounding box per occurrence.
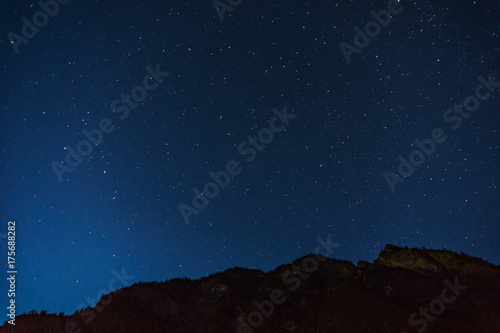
[1,0,499,319]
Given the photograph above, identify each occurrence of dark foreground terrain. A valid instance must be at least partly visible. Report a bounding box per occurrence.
[2,244,500,333]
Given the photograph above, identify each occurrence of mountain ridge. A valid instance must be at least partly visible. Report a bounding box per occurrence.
[2,244,499,333]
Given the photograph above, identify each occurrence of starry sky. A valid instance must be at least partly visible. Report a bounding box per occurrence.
[1,0,499,319]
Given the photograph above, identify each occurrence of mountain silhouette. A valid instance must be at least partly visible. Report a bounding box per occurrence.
[2,244,499,333]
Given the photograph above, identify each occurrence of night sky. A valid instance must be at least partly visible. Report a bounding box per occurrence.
[1,0,499,319]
